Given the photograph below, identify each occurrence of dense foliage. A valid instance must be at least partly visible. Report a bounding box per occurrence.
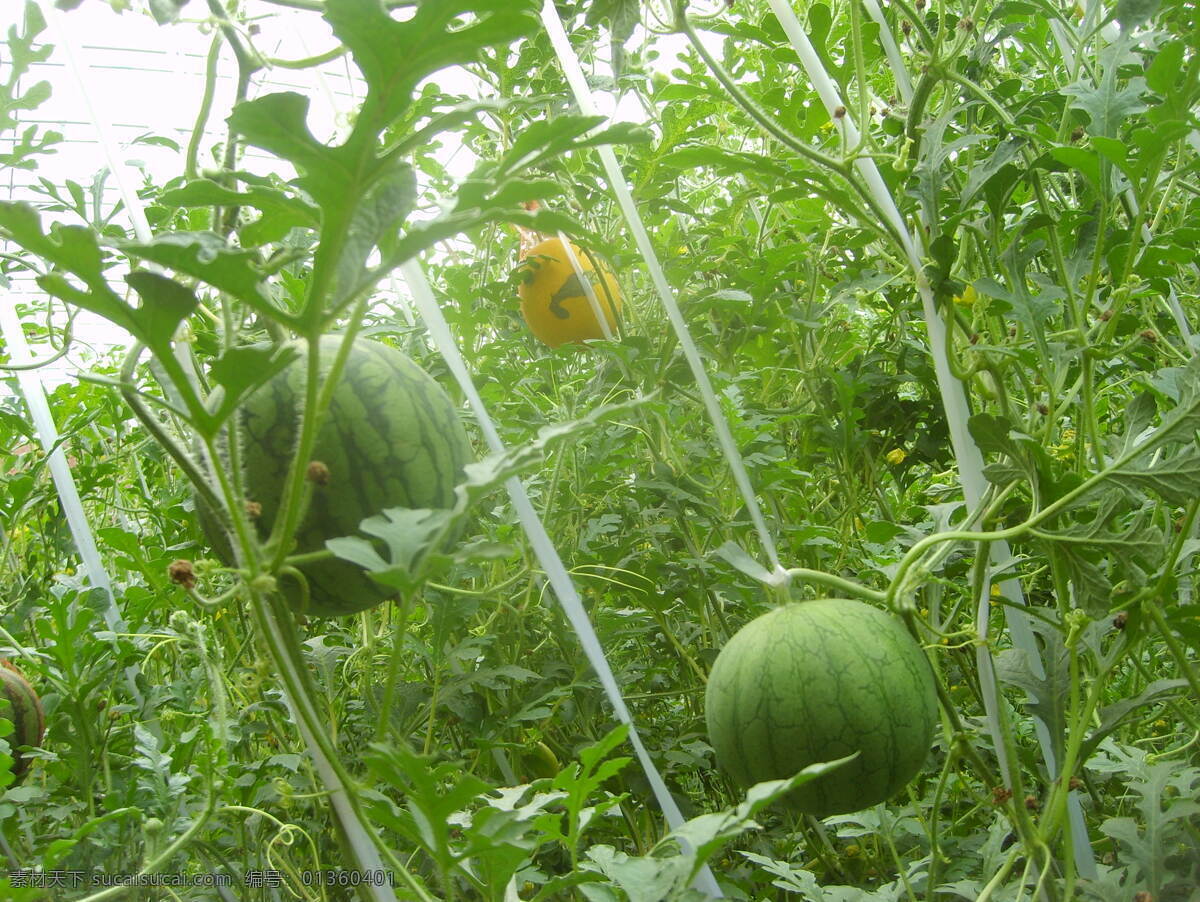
[1,0,1199,900]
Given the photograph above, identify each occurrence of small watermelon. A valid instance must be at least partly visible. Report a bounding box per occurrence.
[0,660,44,780]
[705,599,937,817]
[201,336,473,617]
[516,237,622,348]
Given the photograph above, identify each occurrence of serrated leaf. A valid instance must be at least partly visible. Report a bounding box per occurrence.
[326,395,653,590]
[1061,75,1149,140]
[961,137,1025,210]
[119,232,280,317]
[205,345,299,432]
[1080,679,1188,762]
[124,271,198,351]
[159,178,319,246]
[323,0,537,137]
[495,117,651,180]
[1108,445,1200,506]
[1047,146,1103,193]
[227,93,346,208]
[0,203,190,346]
[996,619,1069,764]
[1094,746,1200,897]
[657,145,791,181]
[665,758,856,882]
[148,0,188,24]
[1121,392,1158,453]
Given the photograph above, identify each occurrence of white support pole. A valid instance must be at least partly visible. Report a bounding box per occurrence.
[764,0,1095,877]
[0,304,121,630]
[401,260,725,899]
[540,0,787,587]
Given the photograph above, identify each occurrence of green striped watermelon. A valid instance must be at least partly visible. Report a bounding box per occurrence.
[0,660,44,780]
[202,336,473,617]
[705,599,937,817]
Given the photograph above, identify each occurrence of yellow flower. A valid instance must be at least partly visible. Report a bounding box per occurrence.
[885,448,907,465]
[953,284,978,306]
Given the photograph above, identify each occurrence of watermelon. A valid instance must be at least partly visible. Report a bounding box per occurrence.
[516,237,622,348]
[201,336,473,617]
[0,660,44,780]
[705,599,937,817]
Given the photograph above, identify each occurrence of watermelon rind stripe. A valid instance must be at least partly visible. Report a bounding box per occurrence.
[202,336,473,617]
[705,599,937,817]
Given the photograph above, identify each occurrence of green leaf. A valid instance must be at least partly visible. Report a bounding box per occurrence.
[1145,39,1185,94]
[326,394,655,590]
[960,137,1025,210]
[332,158,416,308]
[227,93,346,209]
[1108,445,1200,506]
[1089,744,1200,897]
[552,723,632,844]
[996,617,1069,764]
[1080,679,1188,762]
[158,177,319,246]
[658,145,791,180]
[124,271,199,352]
[496,117,651,179]
[665,758,856,881]
[1,3,57,168]
[205,345,299,432]
[0,203,175,342]
[1047,146,1103,194]
[363,740,493,874]
[1115,0,1161,28]
[322,0,537,137]
[1061,74,1149,140]
[148,0,188,24]
[119,232,280,318]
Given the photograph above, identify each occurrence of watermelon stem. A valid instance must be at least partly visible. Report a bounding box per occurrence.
[784,567,886,603]
[246,582,435,902]
[264,315,367,578]
[118,342,225,520]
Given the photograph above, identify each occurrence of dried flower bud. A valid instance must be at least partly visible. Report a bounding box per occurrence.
[958,16,974,30]
[1068,776,1084,791]
[244,500,263,519]
[1100,308,1113,321]
[992,786,1013,805]
[834,106,846,119]
[168,559,196,591]
[306,460,331,485]
[1071,126,1085,142]
[1024,794,1040,811]
[1037,403,1049,415]
[1140,329,1158,343]
[1113,611,1128,629]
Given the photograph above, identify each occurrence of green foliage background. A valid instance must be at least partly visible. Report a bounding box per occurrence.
[1,0,1199,899]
